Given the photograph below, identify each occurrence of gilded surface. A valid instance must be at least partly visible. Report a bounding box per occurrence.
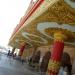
[9,0,75,47]
[48,59,60,72]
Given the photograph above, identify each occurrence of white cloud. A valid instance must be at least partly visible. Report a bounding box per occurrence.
[0,0,31,47]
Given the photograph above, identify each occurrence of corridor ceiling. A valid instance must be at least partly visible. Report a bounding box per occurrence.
[9,0,75,48]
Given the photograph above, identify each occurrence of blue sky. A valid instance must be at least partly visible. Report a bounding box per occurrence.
[0,0,31,47]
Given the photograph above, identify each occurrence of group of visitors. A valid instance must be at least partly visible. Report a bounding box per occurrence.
[7,50,16,58]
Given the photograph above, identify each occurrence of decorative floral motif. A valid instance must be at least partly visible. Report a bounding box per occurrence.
[48,59,60,72]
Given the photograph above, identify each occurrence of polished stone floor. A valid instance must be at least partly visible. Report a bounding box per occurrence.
[0,53,39,75]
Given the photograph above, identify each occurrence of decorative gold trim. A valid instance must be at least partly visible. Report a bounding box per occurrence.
[48,59,61,72]
[54,32,67,41]
[20,42,26,46]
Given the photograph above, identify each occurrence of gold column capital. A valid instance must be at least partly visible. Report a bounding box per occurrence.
[54,32,67,42]
[20,42,26,46]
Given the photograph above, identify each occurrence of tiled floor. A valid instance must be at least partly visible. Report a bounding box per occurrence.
[0,53,39,75]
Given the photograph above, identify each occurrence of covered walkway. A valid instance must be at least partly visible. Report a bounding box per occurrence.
[8,0,75,75]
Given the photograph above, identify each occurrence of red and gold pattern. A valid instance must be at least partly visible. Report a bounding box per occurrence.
[46,33,66,75]
[48,59,61,72]
[47,69,58,75]
[46,59,60,75]
[54,32,67,42]
[18,44,25,56]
